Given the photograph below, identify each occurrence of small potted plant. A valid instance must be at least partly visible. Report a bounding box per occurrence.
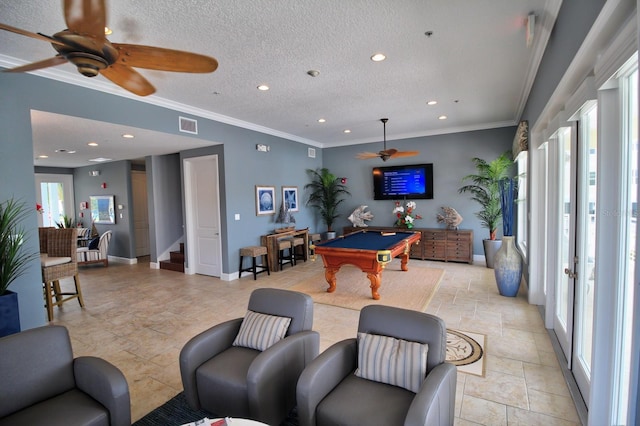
[304,168,350,239]
[0,198,39,337]
[458,151,513,267]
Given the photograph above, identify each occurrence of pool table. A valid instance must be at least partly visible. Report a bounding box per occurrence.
[312,229,421,300]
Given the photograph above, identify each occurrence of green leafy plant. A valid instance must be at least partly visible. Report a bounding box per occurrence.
[304,168,351,232]
[0,198,38,294]
[458,151,513,240]
[55,215,75,228]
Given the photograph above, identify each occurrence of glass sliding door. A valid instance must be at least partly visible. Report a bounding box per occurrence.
[34,174,75,227]
[573,103,598,400]
[613,65,638,425]
[555,125,576,359]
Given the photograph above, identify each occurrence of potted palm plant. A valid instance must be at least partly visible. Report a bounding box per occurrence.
[458,151,513,268]
[304,168,351,239]
[0,198,39,337]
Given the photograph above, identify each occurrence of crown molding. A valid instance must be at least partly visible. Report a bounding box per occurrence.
[0,54,322,148]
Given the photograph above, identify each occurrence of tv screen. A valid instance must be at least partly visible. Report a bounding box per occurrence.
[373,163,434,200]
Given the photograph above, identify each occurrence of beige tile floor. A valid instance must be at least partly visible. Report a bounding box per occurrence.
[49,257,581,425]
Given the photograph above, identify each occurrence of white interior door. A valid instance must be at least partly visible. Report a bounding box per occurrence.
[184,155,221,277]
[131,170,150,257]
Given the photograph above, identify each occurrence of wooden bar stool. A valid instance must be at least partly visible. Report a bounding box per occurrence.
[287,236,306,264]
[239,246,270,280]
[309,233,321,257]
[277,239,294,270]
[41,228,84,321]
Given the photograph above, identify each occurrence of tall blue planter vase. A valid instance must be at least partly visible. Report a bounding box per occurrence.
[493,236,522,297]
[0,290,20,337]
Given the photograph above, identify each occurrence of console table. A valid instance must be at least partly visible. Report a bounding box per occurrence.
[260,228,309,272]
[343,226,473,264]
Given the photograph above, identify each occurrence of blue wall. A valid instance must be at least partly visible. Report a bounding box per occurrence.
[324,127,515,254]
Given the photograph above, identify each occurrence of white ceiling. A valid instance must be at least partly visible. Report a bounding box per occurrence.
[0,0,560,168]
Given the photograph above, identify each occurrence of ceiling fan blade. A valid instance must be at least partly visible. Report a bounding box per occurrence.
[113,43,218,73]
[4,56,68,73]
[0,23,67,46]
[356,152,381,159]
[100,63,156,96]
[64,0,107,39]
[390,150,420,158]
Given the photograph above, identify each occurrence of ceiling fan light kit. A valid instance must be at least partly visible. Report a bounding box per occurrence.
[356,118,420,161]
[0,0,218,96]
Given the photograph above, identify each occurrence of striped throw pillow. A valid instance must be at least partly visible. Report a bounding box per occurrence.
[354,332,428,393]
[232,310,292,351]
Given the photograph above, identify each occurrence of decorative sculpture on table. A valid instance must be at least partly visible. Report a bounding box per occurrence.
[274,200,295,233]
[437,206,463,230]
[348,205,374,227]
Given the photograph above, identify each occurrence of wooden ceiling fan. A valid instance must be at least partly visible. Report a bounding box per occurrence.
[0,0,218,96]
[356,118,419,161]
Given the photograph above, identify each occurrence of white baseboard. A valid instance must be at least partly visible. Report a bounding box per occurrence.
[109,256,137,265]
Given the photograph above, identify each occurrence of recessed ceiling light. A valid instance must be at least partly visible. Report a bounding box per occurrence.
[343,129,351,134]
[438,115,448,120]
[427,100,437,105]
[89,157,112,162]
[38,155,48,159]
[104,26,112,35]
[257,84,270,91]
[307,70,320,77]
[122,134,134,139]
[370,53,386,62]
[88,142,99,147]
[318,118,326,123]
[66,150,76,154]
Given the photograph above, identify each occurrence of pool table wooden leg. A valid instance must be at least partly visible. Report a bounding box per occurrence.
[399,253,410,271]
[366,273,381,300]
[324,267,338,293]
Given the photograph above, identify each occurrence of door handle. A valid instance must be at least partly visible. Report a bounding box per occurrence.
[564,268,577,279]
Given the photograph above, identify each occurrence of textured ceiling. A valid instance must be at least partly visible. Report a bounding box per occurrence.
[0,0,560,168]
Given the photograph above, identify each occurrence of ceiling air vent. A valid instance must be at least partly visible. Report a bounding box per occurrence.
[179,116,198,134]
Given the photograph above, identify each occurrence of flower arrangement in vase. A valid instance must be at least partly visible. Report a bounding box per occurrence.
[392,201,421,229]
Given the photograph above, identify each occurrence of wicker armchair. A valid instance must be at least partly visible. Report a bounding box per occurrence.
[42,228,84,321]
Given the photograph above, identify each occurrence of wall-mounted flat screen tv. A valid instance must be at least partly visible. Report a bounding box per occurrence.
[373,163,434,200]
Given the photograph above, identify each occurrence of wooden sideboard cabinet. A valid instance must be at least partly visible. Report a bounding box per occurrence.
[343,226,473,264]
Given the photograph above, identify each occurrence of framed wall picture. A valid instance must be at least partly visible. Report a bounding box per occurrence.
[90,195,116,224]
[282,186,299,212]
[256,185,276,215]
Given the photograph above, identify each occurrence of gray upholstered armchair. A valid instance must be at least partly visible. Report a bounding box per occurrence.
[297,305,457,426]
[0,325,130,426]
[180,288,319,425]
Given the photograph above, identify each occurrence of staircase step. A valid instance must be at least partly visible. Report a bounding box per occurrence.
[170,251,185,263]
[160,260,184,273]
